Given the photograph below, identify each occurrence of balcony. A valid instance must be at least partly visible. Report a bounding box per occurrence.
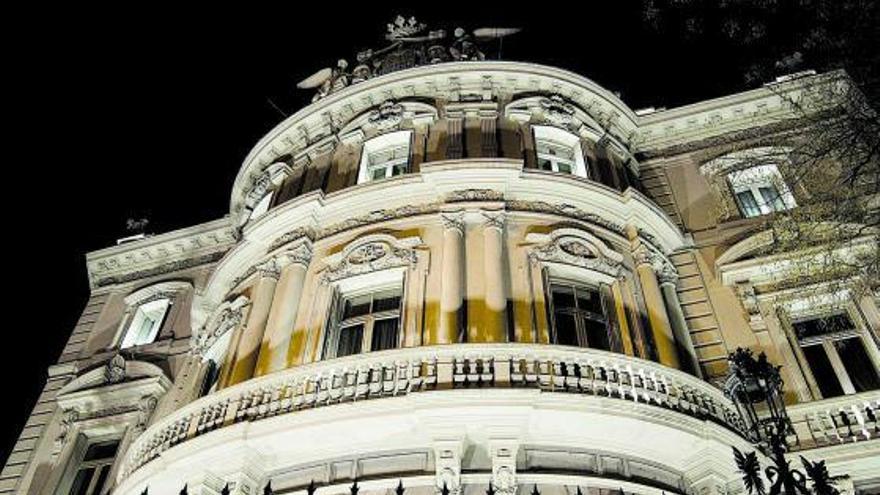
[787,391,880,450]
[120,344,747,481]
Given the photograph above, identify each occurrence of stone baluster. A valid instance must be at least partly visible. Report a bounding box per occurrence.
[227,260,280,385]
[481,211,508,342]
[438,212,465,344]
[255,241,313,376]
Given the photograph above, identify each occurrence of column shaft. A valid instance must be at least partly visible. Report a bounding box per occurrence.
[438,215,465,344]
[228,271,277,385]
[481,213,507,342]
[254,261,308,376]
[660,280,702,377]
[635,260,681,369]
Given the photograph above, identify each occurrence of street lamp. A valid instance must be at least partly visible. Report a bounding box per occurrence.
[724,348,840,495]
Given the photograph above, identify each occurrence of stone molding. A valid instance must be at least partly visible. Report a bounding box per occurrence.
[321,234,422,283]
[526,228,625,278]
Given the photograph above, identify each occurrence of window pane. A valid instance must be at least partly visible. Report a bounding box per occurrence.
[537,158,553,171]
[556,162,573,174]
[551,287,576,310]
[736,191,761,218]
[835,337,880,393]
[371,318,400,352]
[793,313,855,340]
[343,295,371,319]
[553,311,579,347]
[337,324,364,357]
[370,167,387,181]
[802,344,844,398]
[372,293,401,313]
[759,186,786,212]
[575,288,603,315]
[584,317,610,351]
[391,163,407,177]
[83,441,118,461]
[71,467,95,495]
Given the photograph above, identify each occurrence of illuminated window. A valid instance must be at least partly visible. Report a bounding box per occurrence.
[532,126,588,178]
[358,131,413,184]
[727,164,796,218]
[120,298,170,349]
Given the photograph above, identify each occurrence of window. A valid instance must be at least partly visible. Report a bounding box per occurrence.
[250,191,274,220]
[66,440,118,495]
[532,126,588,178]
[727,164,796,218]
[548,282,610,350]
[358,131,413,184]
[326,287,402,358]
[120,298,170,349]
[793,312,880,398]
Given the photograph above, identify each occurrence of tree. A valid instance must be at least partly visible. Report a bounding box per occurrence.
[642,0,879,296]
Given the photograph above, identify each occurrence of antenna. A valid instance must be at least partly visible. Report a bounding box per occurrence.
[266,97,287,118]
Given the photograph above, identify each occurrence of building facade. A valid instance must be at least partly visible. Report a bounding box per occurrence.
[3,24,879,495]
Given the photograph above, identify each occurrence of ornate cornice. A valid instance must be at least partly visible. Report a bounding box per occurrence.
[445,188,504,203]
[87,219,236,289]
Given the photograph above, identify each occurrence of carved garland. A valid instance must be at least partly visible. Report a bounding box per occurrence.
[527,228,624,278]
[322,234,421,283]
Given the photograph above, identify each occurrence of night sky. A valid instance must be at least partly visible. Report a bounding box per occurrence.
[2,3,803,463]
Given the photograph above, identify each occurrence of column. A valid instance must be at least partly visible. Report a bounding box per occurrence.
[481,211,507,342]
[228,260,279,385]
[611,280,635,356]
[628,226,680,369]
[439,213,465,344]
[658,264,703,378]
[254,242,312,376]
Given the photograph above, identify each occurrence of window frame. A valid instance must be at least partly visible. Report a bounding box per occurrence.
[55,436,120,495]
[119,297,171,349]
[357,130,414,184]
[322,269,407,360]
[532,125,588,179]
[727,163,796,218]
[791,310,880,399]
[546,279,611,350]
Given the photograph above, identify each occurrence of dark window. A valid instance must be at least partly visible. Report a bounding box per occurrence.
[793,312,879,399]
[549,283,609,350]
[68,440,118,495]
[328,288,402,358]
[835,337,880,393]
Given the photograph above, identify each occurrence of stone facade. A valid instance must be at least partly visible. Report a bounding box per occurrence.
[2,58,878,495]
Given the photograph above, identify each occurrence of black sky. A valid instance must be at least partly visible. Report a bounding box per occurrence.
[2,3,795,463]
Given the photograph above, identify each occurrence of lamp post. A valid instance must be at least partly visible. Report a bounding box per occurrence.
[724,348,840,495]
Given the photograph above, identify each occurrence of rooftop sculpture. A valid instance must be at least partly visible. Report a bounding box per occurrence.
[297,16,520,101]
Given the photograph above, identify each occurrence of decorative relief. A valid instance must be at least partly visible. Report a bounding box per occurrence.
[136,395,159,430]
[445,188,503,203]
[505,200,627,237]
[104,354,126,384]
[540,95,577,129]
[481,211,505,230]
[268,227,316,251]
[192,296,250,356]
[55,408,79,451]
[368,100,405,131]
[319,203,440,238]
[440,212,465,234]
[322,234,422,283]
[527,228,624,277]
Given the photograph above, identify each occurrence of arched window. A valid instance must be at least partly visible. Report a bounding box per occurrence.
[727,164,796,218]
[357,130,413,184]
[120,298,170,349]
[532,125,588,178]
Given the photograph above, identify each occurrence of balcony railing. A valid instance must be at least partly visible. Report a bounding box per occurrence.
[120,344,747,480]
[787,391,880,450]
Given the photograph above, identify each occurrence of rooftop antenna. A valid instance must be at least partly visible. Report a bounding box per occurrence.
[266,97,287,118]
